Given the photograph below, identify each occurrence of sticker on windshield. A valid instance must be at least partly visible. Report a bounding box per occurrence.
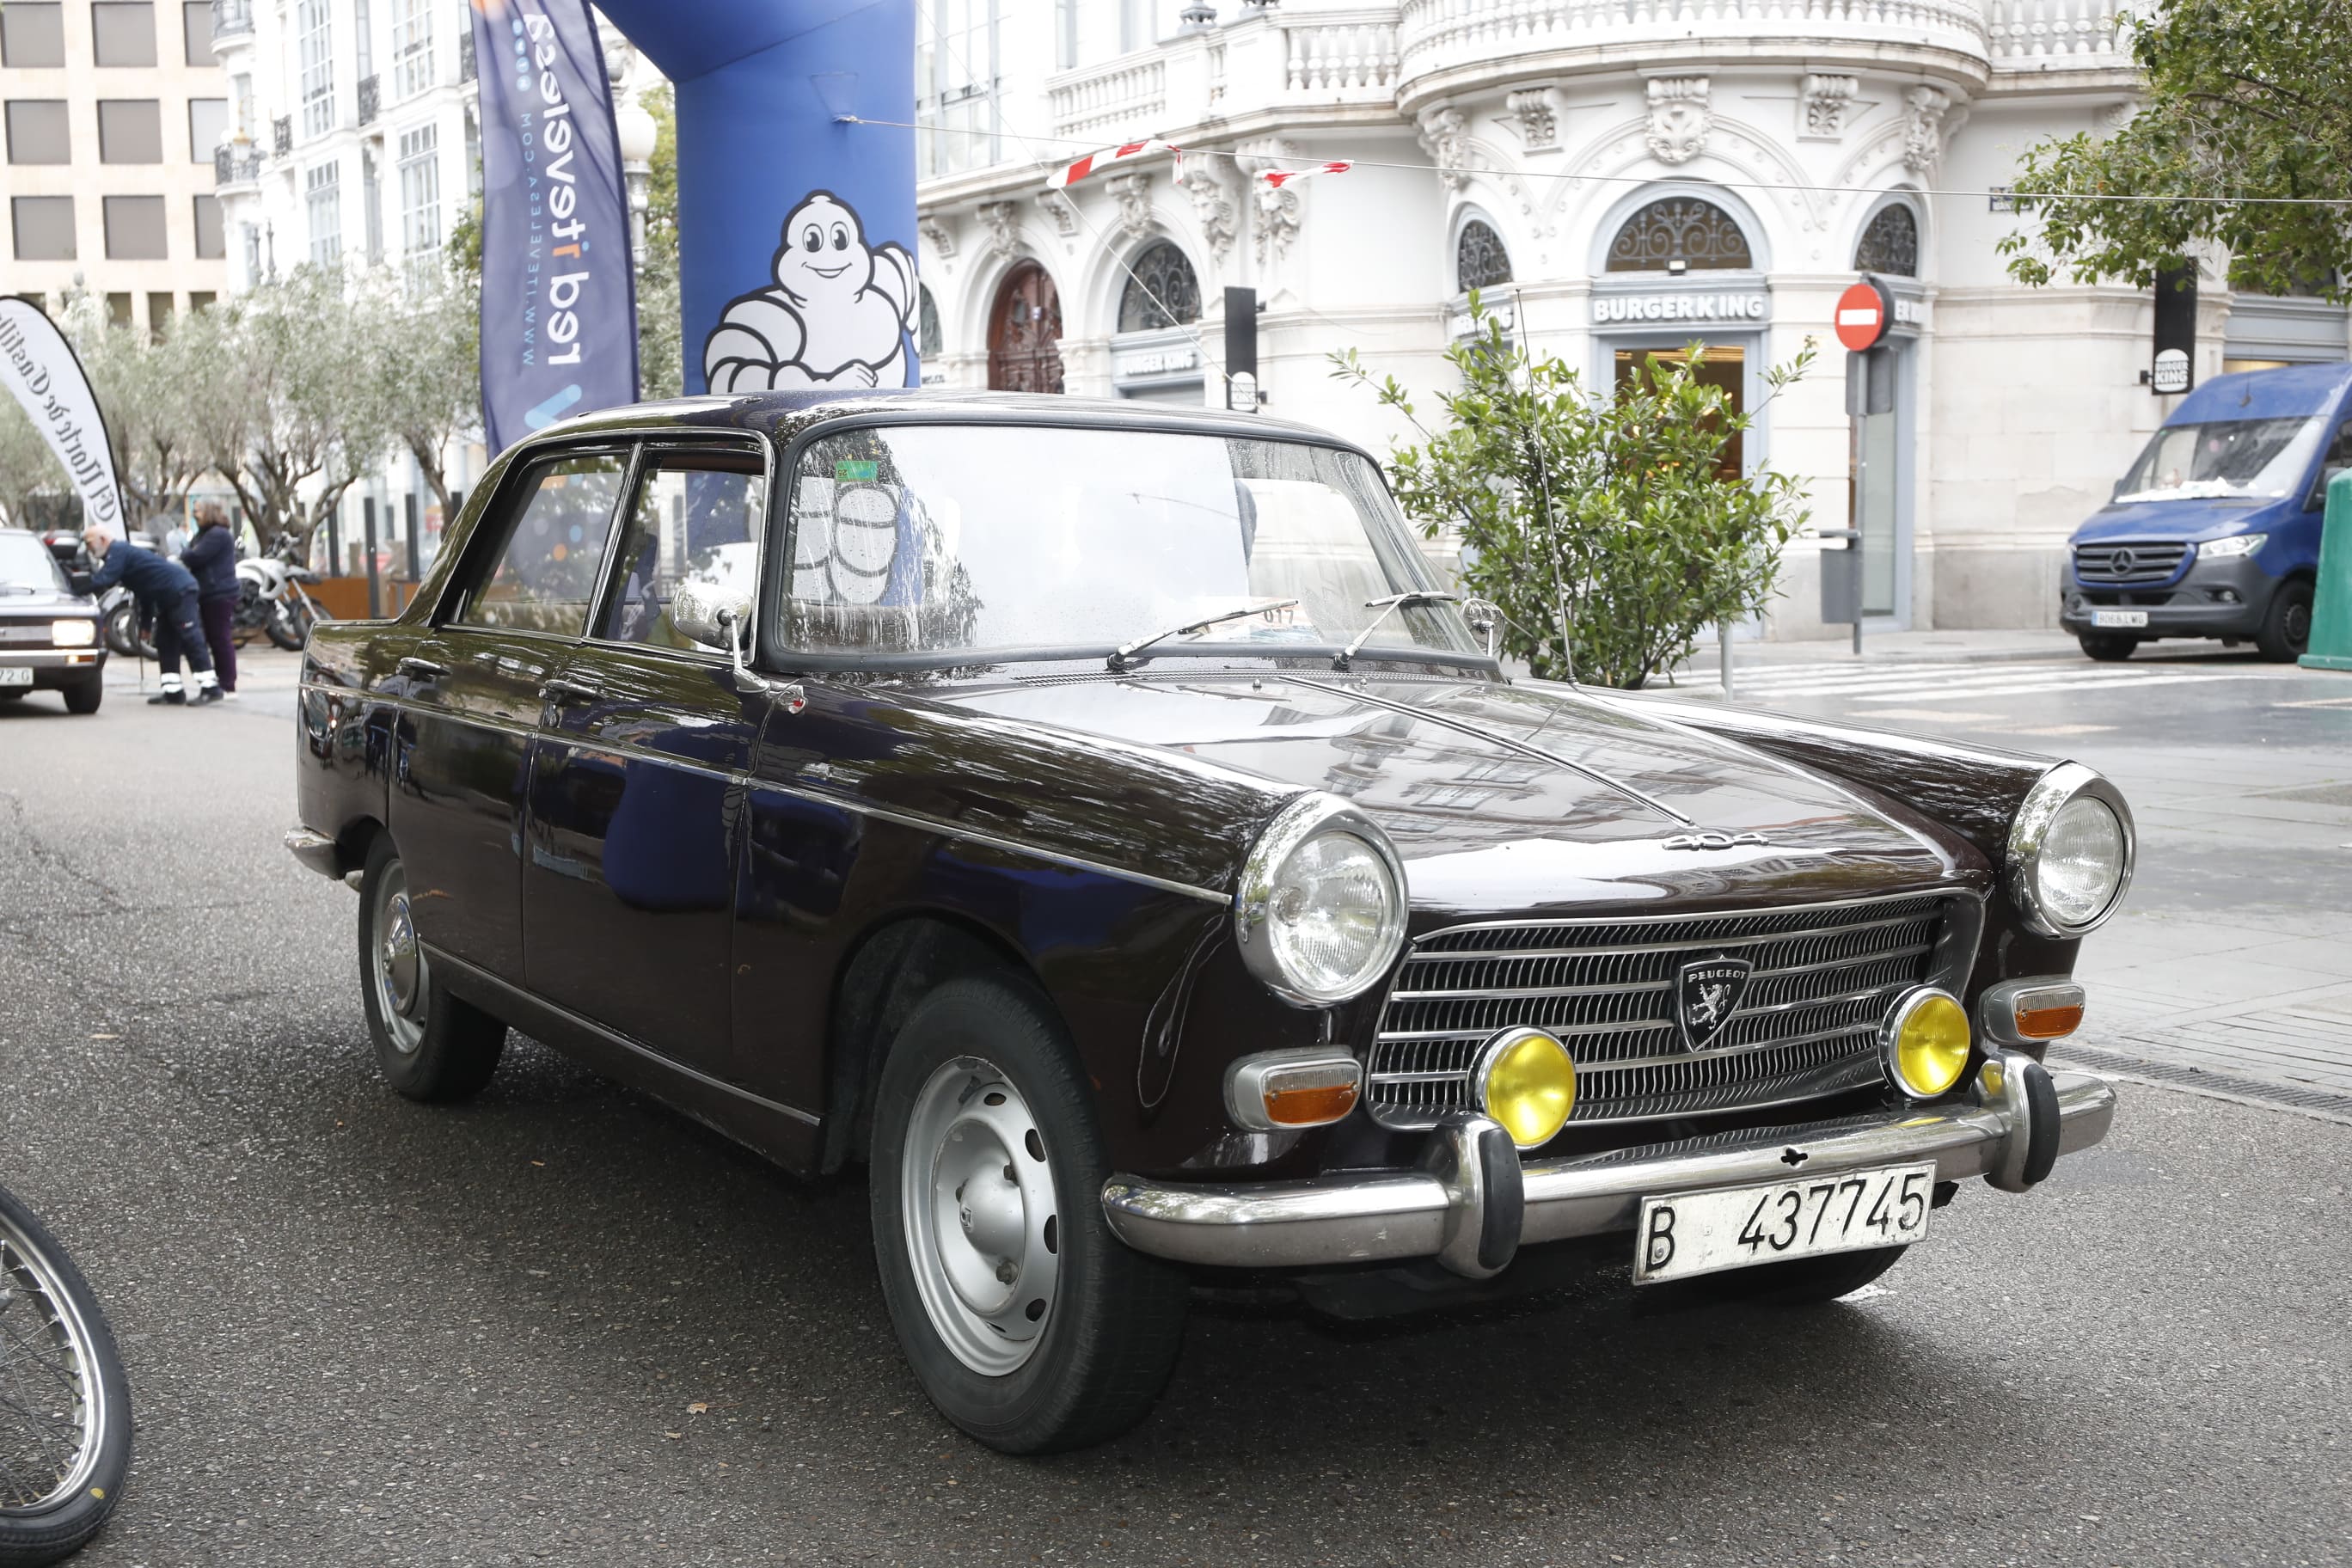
[835,460,879,483]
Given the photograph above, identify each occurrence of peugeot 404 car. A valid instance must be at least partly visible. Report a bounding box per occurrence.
[287,392,2126,1453]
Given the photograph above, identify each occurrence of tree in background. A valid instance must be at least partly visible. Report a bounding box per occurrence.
[56,290,211,529]
[0,398,66,528]
[1332,300,1812,689]
[371,266,481,529]
[2001,0,2351,300]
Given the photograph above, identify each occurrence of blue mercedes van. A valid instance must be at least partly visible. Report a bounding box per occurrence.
[2061,363,2352,661]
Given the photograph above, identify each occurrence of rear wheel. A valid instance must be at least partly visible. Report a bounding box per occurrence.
[870,975,1189,1454]
[2077,633,2138,662]
[61,680,101,716]
[0,1183,132,1567]
[1695,1244,1907,1307]
[2255,579,2313,663]
[264,600,309,652]
[358,836,507,1101]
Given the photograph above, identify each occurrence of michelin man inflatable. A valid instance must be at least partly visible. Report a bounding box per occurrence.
[703,191,919,392]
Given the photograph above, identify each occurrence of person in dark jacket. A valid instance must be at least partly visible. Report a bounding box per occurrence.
[180,503,240,697]
[83,522,221,706]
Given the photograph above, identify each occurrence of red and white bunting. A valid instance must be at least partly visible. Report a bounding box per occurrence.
[1256,161,1352,189]
[1048,139,1182,189]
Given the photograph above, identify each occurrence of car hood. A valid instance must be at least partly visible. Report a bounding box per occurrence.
[921,671,1972,921]
[2071,494,2287,543]
[0,586,95,614]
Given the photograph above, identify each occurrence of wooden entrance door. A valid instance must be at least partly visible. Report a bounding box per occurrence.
[988,263,1064,393]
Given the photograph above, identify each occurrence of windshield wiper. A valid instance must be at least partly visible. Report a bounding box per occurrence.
[1334,591,1460,671]
[1109,598,1300,672]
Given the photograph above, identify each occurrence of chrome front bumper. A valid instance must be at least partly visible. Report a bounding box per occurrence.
[1101,1058,2116,1280]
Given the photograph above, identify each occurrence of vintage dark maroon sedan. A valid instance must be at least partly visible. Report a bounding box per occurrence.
[287,391,2127,1452]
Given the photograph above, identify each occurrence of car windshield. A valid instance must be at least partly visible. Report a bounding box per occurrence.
[0,535,69,593]
[2114,416,2326,503]
[775,425,1480,665]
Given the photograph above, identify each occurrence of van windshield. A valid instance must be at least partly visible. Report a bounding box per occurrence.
[774,425,1479,665]
[2115,416,2325,503]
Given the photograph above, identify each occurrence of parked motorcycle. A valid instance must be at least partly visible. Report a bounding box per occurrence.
[0,1183,130,1565]
[96,589,155,663]
[236,536,330,652]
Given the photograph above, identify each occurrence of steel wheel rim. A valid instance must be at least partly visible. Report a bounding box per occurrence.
[0,1212,107,1514]
[371,861,426,1055]
[899,1057,1062,1377]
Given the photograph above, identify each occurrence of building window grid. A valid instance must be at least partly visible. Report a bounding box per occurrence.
[916,0,999,181]
[1118,242,1202,333]
[297,0,334,139]
[1854,204,1920,278]
[1455,220,1512,293]
[392,0,433,97]
[1605,198,1754,272]
[398,123,441,288]
[305,159,342,265]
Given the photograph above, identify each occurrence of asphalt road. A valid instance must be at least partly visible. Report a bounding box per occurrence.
[2,654,2348,1567]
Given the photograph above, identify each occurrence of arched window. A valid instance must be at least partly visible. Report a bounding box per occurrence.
[1605,198,1753,272]
[917,285,943,358]
[1118,242,1201,333]
[1853,205,1919,277]
[988,262,1063,393]
[1456,219,1511,292]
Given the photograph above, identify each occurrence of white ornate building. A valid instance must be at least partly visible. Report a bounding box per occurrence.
[911,0,2349,633]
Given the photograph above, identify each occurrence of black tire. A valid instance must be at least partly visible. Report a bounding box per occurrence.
[358,836,507,1102]
[870,975,1189,1455]
[62,680,101,716]
[1695,1244,1907,1307]
[0,1183,132,1567]
[264,602,308,652]
[102,604,155,663]
[2255,579,2314,663]
[2076,633,2138,662]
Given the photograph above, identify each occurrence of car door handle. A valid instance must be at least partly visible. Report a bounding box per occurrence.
[540,677,602,704]
[398,657,449,682]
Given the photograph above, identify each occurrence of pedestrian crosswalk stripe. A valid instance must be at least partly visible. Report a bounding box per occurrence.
[1847,671,2240,703]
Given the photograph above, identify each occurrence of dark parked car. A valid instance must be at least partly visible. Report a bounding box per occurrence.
[0,527,107,714]
[287,392,2128,1453]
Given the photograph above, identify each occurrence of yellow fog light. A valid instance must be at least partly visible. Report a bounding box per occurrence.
[1882,987,1972,1100]
[1476,1027,1577,1148]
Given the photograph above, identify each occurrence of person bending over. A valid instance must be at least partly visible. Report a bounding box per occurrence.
[83,524,222,706]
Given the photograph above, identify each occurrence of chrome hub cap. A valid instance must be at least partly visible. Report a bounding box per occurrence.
[0,1214,106,1512]
[370,862,427,1054]
[900,1057,1061,1376]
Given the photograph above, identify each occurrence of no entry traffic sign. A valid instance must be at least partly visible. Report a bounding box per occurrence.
[1835,279,1892,352]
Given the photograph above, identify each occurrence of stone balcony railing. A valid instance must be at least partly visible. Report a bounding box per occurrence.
[213,144,263,187]
[1983,0,2135,68]
[1045,5,1403,142]
[209,0,253,41]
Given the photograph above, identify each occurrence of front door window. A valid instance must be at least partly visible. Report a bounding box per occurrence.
[458,453,627,634]
[595,448,769,652]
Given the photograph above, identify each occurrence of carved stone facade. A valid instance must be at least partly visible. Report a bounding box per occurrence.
[1103,171,1155,242]
[1645,77,1711,166]
[1179,164,1239,264]
[1035,189,1081,239]
[1902,86,1950,175]
[918,214,957,260]
[975,199,1023,259]
[1417,107,1472,190]
[1504,87,1558,150]
[1800,75,1857,139]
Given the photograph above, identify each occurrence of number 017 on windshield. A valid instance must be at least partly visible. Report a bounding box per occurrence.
[1632,1162,1936,1283]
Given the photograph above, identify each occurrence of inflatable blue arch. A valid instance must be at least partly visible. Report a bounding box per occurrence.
[595,0,919,394]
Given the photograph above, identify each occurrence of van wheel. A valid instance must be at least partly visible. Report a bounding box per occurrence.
[870,975,1189,1454]
[2077,633,2138,662]
[2255,579,2313,663]
[358,836,507,1101]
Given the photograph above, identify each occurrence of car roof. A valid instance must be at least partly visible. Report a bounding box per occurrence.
[515,388,1375,462]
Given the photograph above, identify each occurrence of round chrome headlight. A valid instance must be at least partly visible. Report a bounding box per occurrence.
[2007,763,2135,938]
[1234,793,1407,1007]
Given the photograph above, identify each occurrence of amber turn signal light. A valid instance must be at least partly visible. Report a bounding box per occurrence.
[1978,979,2086,1047]
[1225,1049,1363,1132]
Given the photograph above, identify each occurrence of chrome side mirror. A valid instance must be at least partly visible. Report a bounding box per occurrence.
[671,578,753,672]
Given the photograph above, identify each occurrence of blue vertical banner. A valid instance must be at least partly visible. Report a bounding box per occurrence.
[470,0,639,454]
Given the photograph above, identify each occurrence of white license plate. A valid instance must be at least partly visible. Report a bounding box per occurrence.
[0,667,30,687]
[2092,609,2148,628]
[1632,1161,1935,1283]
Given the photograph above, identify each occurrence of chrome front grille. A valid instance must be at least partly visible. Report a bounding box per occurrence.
[2073,542,2189,585]
[1366,894,1963,1131]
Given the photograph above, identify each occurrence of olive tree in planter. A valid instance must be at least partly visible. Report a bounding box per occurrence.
[1332,298,1814,689]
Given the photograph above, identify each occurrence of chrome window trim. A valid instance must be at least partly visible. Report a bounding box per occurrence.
[2006,762,2135,939]
[299,681,1231,906]
[579,433,775,663]
[1232,790,1409,1007]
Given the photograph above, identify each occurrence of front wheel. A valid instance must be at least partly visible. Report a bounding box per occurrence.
[0,1184,132,1567]
[2255,579,2313,663]
[358,836,508,1101]
[101,605,154,662]
[870,975,1189,1455]
[264,600,309,652]
[2077,633,2138,662]
[61,680,101,716]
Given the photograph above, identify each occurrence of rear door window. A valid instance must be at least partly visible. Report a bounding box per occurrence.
[592,446,767,653]
[456,451,628,635]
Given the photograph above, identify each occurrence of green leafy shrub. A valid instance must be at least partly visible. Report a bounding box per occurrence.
[1332,297,1813,689]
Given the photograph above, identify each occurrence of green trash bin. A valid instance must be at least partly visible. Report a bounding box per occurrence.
[2301,469,2352,671]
